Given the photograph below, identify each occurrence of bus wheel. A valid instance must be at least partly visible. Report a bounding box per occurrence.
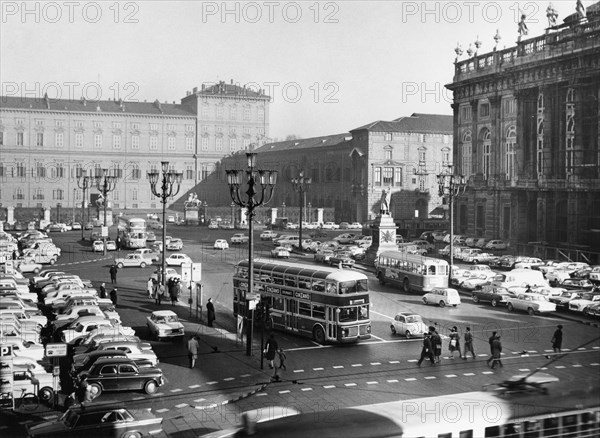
[377,273,385,286]
[403,278,410,292]
[313,325,325,344]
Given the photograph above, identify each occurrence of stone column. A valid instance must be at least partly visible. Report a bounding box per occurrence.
[270,208,277,224]
[6,206,15,225]
[43,207,51,222]
[316,208,324,225]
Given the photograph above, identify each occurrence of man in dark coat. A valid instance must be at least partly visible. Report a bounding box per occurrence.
[109,288,118,307]
[417,333,435,366]
[109,264,118,284]
[551,324,563,353]
[264,334,278,369]
[99,283,107,299]
[490,335,503,369]
[206,298,215,327]
[486,331,498,366]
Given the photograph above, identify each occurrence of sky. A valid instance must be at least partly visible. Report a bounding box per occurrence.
[0,1,589,140]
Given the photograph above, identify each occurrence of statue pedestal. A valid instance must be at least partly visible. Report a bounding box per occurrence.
[97,208,113,227]
[185,207,199,226]
[365,214,397,265]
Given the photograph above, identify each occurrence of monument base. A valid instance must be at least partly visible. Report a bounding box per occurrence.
[97,209,114,227]
[185,208,199,226]
[365,214,398,266]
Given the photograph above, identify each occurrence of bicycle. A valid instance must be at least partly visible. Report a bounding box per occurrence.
[13,388,40,412]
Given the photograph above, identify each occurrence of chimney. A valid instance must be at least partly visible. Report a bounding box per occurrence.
[201,84,205,91]
[193,87,198,93]
[230,79,233,84]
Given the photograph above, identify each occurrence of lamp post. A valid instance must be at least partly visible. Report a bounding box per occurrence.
[202,201,208,225]
[307,202,312,223]
[94,168,118,256]
[291,171,312,252]
[77,169,92,240]
[71,189,76,225]
[231,202,236,228]
[226,152,277,356]
[437,172,466,284]
[148,161,183,290]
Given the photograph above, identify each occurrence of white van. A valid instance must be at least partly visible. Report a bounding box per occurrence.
[491,268,548,289]
[422,288,461,307]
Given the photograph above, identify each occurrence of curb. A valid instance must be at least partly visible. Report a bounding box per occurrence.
[192,383,269,410]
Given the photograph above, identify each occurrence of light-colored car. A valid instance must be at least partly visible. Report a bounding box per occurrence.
[314,249,335,263]
[390,313,429,338]
[589,266,600,283]
[114,253,149,268]
[568,293,600,312]
[485,239,509,250]
[4,338,46,361]
[94,341,159,366]
[165,253,192,266]
[92,240,105,252]
[260,230,278,240]
[105,240,117,251]
[150,268,181,283]
[230,234,249,244]
[461,271,497,291]
[506,293,557,315]
[348,222,362,230]
[422,288,461,307]
[322,222,339,230]
[146,310,185,341]
[334,233,357,244]
[271,246,291,258]
[71,222,82,230]
[14,258,43,274]
[213,239,229,250]
[410,239,435,252]
[546,269,573,286]
[166,238,184,251]
[133,248,160,262]
[208,222,219,229]
[46,223,68,232]
[0,309,47,329]
[21,249,59,265]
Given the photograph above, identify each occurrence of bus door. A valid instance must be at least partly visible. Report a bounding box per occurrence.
[327,307,337,340]
[285,299,297,330]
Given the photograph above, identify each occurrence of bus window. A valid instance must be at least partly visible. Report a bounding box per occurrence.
[284,276,297,287]
[298,278,311,290]
[359,305,369,320]
[298,302,311,316]
[272,297,284,311]
[339,307,357,322]
[273,274,284,285]
[312,280,325,292]
[312,304,325,320]
[428,265,436,275]
[326,282,337,294]
[237,268,248,278]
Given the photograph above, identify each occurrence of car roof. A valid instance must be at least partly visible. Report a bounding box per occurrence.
[92,357,137,365]
[151,310,177,317]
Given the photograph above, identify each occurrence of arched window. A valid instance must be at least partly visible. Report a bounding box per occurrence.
[461,130,472,178]
[480,128,491,179]
[537,119,544,176]
[505,126,517,180]
[537,93,544,112]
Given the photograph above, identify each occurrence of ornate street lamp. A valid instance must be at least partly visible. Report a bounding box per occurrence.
[226,152,277,356]
[76,169,92,240]
[437,171,466,284]
[148,161,183,290]
[94,168,119,256]
[291,171,312,252]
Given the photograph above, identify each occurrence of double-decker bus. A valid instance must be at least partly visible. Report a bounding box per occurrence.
[233,259,371,344]
[117,216,147,249]
[375,251,449,293]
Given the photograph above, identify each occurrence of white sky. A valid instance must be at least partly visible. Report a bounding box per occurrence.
[0,1,587,139]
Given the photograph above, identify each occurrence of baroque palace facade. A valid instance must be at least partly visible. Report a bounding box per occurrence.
[0,80,269,215]
[200,113,453,224]
[445,4,600,249]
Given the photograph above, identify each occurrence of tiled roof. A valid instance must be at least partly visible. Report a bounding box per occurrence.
[255,133,352,153]
[0,96,195,117]
[351,113,453,134]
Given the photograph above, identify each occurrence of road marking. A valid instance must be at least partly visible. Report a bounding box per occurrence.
[477,354,487,357]
[301,388,313,391]
[206,381,218,385]
[170,388,183,393]
[463,373,475,376]
[351,364,363,367]
[369,333,387,342]
[189,384,201,389]
[389,360,400,364]
[445,374,457,378]
[387,379,399,383]
[256,393,267,397]
[366,381,378,385]
[132,396,145,400]
[370,310,394,320]
[594,346,600,350]
[555,365,566,369]
[224,377,235,381]
[577,347,586,351]
[572,364,583,367]
[481,371,494,375]
[407,359,418,363]
[175,403,188,408]
[156,408,170,413]
[405,378,417,381]
[313,367,324,371]
[279,390,291,394]
[195,404,217,410]
[240,374,251,378]
[518,369,531,372]
[591,363,599,366]
[324,385,336,389]
[344,383,357,387]
[371,362,381,366]
[293,369,304,373]
[424,376,436,380]
[193,398,206,403]
[333,365,344,369]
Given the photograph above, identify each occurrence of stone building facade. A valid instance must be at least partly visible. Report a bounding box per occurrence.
[445,4,600,249]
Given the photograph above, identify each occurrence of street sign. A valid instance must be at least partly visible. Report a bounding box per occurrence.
[45,343,68,357]
[181,263,192,282]
[191,262,202,282]
[101,226,109,237]
[247,293,260,310]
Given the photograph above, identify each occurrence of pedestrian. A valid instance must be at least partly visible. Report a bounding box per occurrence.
[417,333,435,366]
[12,250,18,260]
[551,324,563,353]
[486,331,498,366]
[99,283,107,299]
[490,335,503,369]
[109,288,118,307]
[264,333,278,369]
[76,375,94,406]
[206,298,215,327]
[157,283,165,305]
[109,264,118,284]
[115,236,122,250]
[147,278,154,299]
[431,327,442,363]
[277,348,287,370]
[463,326,476,359]
[169,279,178,306]
[448,326,462,359]
[187,335,200,368]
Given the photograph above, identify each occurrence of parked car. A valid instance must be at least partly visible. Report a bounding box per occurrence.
[146,310,185,341]
[328,251,355,268]
[322,222,339,230]
[390,313,428,337]
[260,230,278,240]
[26,405,163,438]
[348,222,362,230]
[485,239,509,250]
[314,249,335,263]
[165,253,192,267]
[546,269,573,286]
[77,357,164,396]
[568,293,600,312]
[208,222,219,229]
[91,240,104,252]
[271,246,291,259]
[549,291,583,309]
[471,285,513,307]
[93,340,158,366]
[506,293,557,315]
[105,240,117,251]
[334,233,357,244]
[589,266,600,283]
[114,253,149,268]
[410,239,434,252]
[213,239,229,250]
[46,223,68,233]
[422,288,461,307]
[14,258,43,274]
[146,231,157,243]
[512,257,544,269]
[583,302,600,318]
[230,234,249,244]
[560,278,594,290]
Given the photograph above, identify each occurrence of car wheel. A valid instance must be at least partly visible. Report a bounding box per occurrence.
[507,303,514,312]
[491,299,499,307]
[38,387,54,403]
[403,278,410,293]
[117,263,124,268]
[472,294,479,303]
[527,307,535,316]
[89,383,102,398]
[140,262,147,268]
[313,325,326,344]
[33,267,40,274]
[439,301,446,308]
[405,330,411,338]
[49,258,56,265]
[422,297,428,305]
[390,325,397,335]
[144,380,159,394]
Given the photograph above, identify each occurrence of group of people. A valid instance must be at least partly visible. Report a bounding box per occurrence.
[99,282,118,307]
[419,324,565,369]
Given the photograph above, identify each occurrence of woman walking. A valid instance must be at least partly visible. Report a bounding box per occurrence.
[448,326,462,359]
[264,334,278,369]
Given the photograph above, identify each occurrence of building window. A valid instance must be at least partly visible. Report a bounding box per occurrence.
[75,133,83,148]
[150,123,158,131]
[53,188,64,200]
[565,88,575,175]
[132,188,138,201]
[216,126,223,134]
[150,136,158,150]
[167,124,175,131]
[385,149,392,161]
[55,133,63,148]
[75,120,84,128]
[55,120,64,128]
[257,107,264,121]
[15,187,24,199]
[442,151,450,166]
[382,167,393,185]
[419,176,426,192]
[35,119,44,126]
[384,133,392,141]
[461,105,472,122]
[168,137,176,150]
[243,127,250,136]
[186,137,194,151]
[131,166,141,180]
[479,102,490,118]
[34,188,43,200]
[418,149,426,165]
[113,135,121,149]
[36,163,45,178]
[503,97,516,116]
[481,129,491,179]
[37,133,44,147]
[131,122,139,130]
[216,106,223,119]
[16,132,24,146]
[505,126,516,180]
[374,167,381,186]
[16,163,25,177]
[229,138,237,151]
[201,105,209,119]
[537,119,544,177]
[16,118,25,126]
[243,107,250,121]
[94,134,102,148]
[0,132,3,146]
[186,165,193,179]
[394,167,402,186]
[201,137,209,151]
[202,125,209,133]
[186,124,194,132]
[94,121,102,129]
[131,135,140,149]
[243,139,250,149]
[216,138,223,151]
[462,130,472,179]
[537,93,544,112]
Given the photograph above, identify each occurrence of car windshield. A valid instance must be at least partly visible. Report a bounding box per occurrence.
[405,315,421,323]
[61,410,79,427]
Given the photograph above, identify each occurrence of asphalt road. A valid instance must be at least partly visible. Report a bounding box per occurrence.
[8,226,600,437]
